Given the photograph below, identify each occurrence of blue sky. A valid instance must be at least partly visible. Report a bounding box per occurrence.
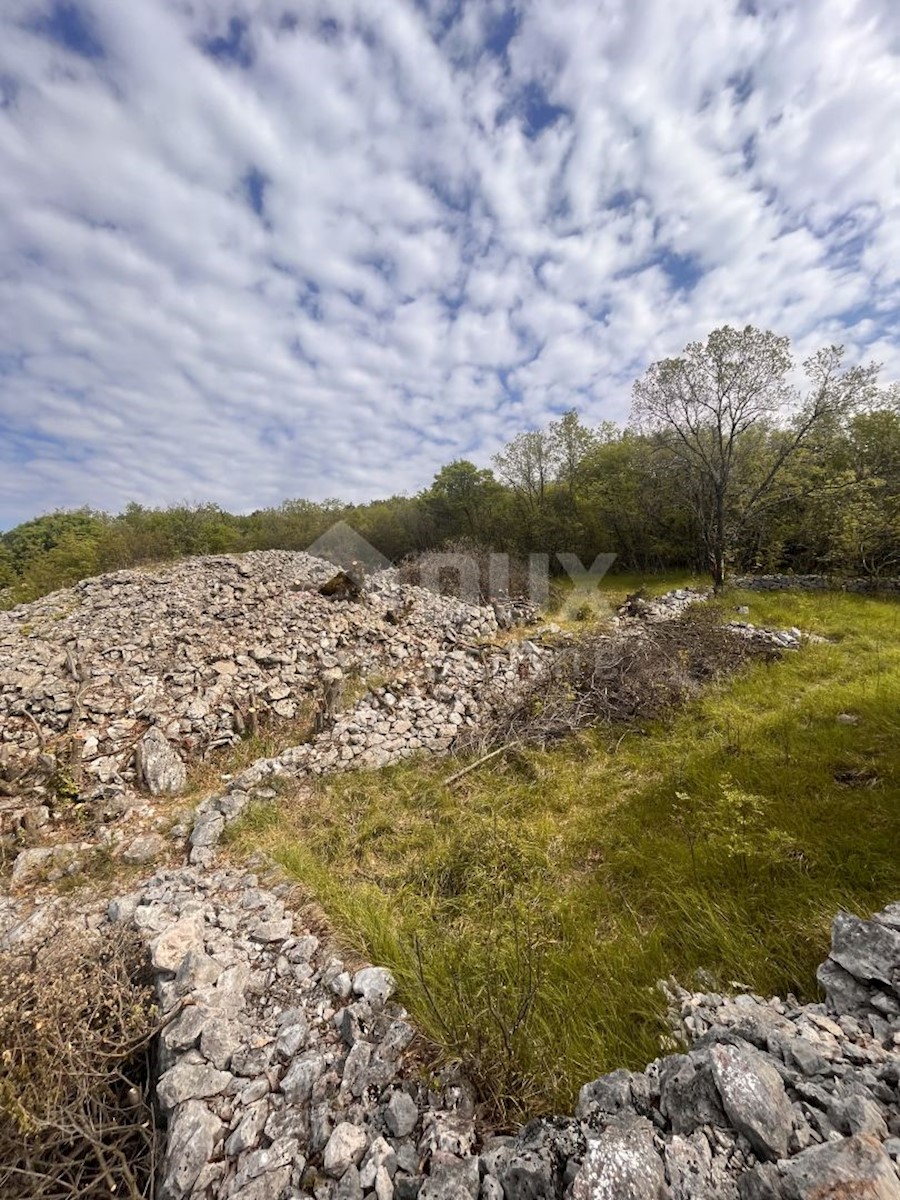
[1,0,899,528]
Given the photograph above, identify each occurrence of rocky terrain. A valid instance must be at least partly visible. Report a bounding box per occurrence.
[3,551,895,1199]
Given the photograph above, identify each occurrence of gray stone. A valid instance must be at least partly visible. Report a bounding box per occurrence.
[274,1015,309,1058]
[156,1061,233,1110]
[160,1099,223,1199]
[659,1053,727,1135]
[572,1116,668,1200]
[576,1067,635,1121]
[324,1122,369,1177]
[150,915,205,974]
[352,966,396,1006]
[779,1133,900,1199]
[829,911,900,989]
[200,1012,243,1070]
[225,1098,269,1156]
[828,1094,889,1139]
[136,728,186,795]
[710,1043,793,1161]
[385,1089,419,1138]
[817,957,875,1015]
[281,1051,326,1103]
[10,842,91,886]
[121,832,167,863]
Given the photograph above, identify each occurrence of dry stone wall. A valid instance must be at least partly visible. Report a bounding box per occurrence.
[733,574,900,594]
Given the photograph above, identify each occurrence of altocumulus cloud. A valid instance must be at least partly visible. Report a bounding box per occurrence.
[0,0,898,527]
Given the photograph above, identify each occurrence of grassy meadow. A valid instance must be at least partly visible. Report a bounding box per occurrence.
[226,580,900,1124]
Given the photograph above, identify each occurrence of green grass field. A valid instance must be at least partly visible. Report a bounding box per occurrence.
[227,583,900,1124]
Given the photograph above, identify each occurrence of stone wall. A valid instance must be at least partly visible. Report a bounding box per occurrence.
[733,574,900,594]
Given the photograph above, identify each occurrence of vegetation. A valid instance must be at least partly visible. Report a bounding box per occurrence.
[227,587,900,1124]
[0,919,161,1198]
[2,326,898,608]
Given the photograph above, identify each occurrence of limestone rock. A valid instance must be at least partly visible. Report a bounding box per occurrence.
[160,1099,223,1199]
[779,1134,900,1200]
[136,728,186,795]
[324,1122,369,1177]
[710,1043,793,1161]
[572,1115,668,1199]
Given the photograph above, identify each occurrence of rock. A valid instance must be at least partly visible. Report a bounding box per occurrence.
[121,832,167,863]
[324,1122,369,1177]
[10,842,91,886]
[779,1134,900,1199]
[352,966,396,1006]
[710,1043,793,1161]
[817,957,876,1015]
[150,914,205,974]
[572,1115,668,1199]
[156,1061,233,1110]
[829,911,900,989]
[659,1053,727,1135]
[136,728,186,795]
[160,1099,223,1199]
[577,1067,635,1121]
[385,1089,419,1137]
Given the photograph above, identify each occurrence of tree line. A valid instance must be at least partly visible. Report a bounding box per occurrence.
[2,326,898,607]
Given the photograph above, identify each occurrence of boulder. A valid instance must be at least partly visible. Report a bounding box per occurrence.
[709,1043,793,1161]
[779,1134,900,1200]
[572,1115,668,1199]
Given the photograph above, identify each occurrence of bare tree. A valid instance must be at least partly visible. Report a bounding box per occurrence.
[631,326,879,588]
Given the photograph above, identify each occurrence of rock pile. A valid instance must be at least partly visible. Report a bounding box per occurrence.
[0,551,500,795]
[9,870,898,1200]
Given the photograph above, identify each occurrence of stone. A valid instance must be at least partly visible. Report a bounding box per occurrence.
[225,1098,269,1156]
[659,1053,727,1135]
[817,957,876,1015]
[160,1099,223,1199]
[576,1067,635,1121]
[121,832,167,863]
[199,1017,243,1070]
[150,915,205,974]
[352,966,396,1006]
[281,1051,326,1103]
[385,1089,419,1138]
[829,911,900,989]
[10,843,91,886]
[136,727,186,795]
[156,1061,233,1110]
[572,1116,668,1200]
[324,1122,369,1177]
[710,1043,793,1161]
[779,1134,900,1199]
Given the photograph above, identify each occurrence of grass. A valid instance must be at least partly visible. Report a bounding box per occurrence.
[226,585,900,1125]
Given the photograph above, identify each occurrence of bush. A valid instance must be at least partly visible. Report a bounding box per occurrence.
[0,917,161,1198]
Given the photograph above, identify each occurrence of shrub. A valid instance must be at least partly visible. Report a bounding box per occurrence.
[0,917,161,1198]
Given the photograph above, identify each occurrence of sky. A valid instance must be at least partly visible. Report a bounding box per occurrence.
[1,0,899,529]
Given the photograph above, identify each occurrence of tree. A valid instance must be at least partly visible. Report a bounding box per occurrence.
[425,460,502,543]
[631,326,879,588]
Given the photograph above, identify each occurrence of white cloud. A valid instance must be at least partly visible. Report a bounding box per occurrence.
[0,0,898,527]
